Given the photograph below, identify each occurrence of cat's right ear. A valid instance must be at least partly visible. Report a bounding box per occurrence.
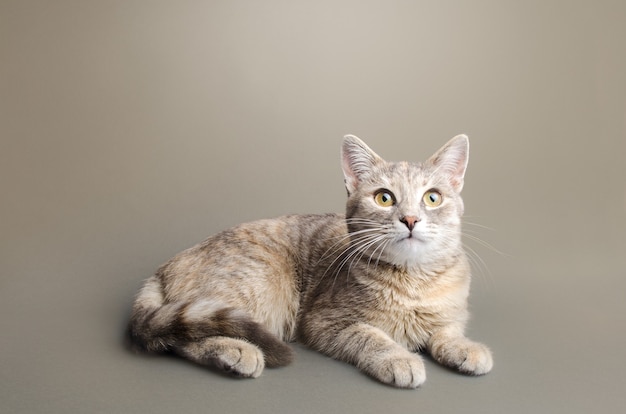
[341,135,383,195]
[427,134,470,193]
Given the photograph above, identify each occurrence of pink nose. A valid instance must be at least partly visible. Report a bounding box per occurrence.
[400,216,420,231]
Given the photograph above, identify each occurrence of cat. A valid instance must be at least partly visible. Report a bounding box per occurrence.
[127,134,493,388]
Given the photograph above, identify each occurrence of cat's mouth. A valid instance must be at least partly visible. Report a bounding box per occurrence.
[403,232,425,243]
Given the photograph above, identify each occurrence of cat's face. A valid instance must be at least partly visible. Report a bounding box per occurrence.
[341,135,468,269]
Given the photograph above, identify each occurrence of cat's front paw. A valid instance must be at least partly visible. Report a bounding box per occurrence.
[431,339,493,376]
[366,353,426,388]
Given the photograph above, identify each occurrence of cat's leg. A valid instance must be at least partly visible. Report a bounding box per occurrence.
[305,322,426,388]
[427,325,493,375]
[178,336,265,378]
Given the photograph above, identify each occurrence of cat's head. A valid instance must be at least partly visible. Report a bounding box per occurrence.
[341,135,469,269]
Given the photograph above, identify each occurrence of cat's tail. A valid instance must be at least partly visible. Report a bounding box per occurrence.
[126,276,294,368]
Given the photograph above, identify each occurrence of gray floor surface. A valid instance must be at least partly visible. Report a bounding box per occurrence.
[2,1,625,413]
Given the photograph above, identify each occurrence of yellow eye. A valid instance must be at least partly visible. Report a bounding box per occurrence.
[423,190,443,207]
[374,191,395,207]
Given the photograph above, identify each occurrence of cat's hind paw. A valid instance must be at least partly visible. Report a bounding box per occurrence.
[213,341,265,378]
[181,336,265,378]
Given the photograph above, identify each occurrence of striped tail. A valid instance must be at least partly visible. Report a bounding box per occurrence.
[127,276,294,370]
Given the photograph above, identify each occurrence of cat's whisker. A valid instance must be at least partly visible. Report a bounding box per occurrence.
[353,235,387,274]
[321,232,384,285]
[331,234,388,289]
[374,238,392,268]
[461,241,493,287]
[347,236,390,286]
[427,231,494,287]
[321,226,378,242]
[316,218,379,245]
[367,236,387,269]
[457,220,503,287]
[328,242,367,290]
[344,217,381,224]
[461,232,508,256]
[367,237,392,273]
[323,221,393,279]
[463,220,497,232]
[319,219,393,277]
[339,234,385,272]
[317,228,381,263]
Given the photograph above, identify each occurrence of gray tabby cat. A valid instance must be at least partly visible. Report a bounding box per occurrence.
[127,135,493,388]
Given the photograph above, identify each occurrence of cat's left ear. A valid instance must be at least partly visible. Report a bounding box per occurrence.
[341,135,384,195]
[427,134,469,193]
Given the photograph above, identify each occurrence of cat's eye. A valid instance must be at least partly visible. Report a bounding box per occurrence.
[374,190,395,207]
[423,190,443,207]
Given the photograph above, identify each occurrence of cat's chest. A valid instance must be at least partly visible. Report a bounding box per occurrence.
[363,280,465,350]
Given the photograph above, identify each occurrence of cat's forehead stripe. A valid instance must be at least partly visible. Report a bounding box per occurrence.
[378,161,430,189]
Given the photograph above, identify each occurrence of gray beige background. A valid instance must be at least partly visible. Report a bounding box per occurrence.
[2,1,625,413]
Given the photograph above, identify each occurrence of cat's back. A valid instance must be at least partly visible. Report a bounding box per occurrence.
[158,213,346,301]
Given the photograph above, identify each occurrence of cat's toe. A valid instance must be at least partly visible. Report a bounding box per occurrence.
[216,343,265,378]
[371,354,426,389]
[457,342,493,375]
[432,339,493,376]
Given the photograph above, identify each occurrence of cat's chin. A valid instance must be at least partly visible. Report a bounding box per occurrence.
[385,237,430,268]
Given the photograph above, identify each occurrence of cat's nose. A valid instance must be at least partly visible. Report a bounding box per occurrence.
[400,216,421,231]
